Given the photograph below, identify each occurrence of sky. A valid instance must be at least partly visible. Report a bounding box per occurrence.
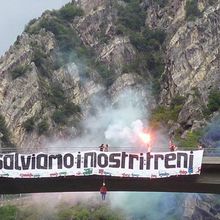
[0,0,71,56]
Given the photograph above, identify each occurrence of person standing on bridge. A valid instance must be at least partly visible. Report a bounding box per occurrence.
[104,144,109,152]
[99,144,105,151]
[169,139,177,152]
[100,183,107,200]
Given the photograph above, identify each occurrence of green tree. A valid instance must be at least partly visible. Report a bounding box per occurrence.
[207,89,220,112]
[52,110,66,125]
[0,115,15,150]
[117,0,145,31]
[59,3,83,20]
[37,119,49,135]
[11,64,29,80]
[23,117,35,132]
[175,130,203,149]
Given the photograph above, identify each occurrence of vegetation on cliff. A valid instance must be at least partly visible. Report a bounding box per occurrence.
[116,0,166,94]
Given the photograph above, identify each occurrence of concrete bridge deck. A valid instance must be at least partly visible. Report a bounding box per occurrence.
[0,156,219,194]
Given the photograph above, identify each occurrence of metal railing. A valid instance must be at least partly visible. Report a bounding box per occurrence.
[0,146,220,156]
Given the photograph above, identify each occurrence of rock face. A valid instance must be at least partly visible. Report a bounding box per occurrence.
[159,1,220,131]
[0,0,151,150]
[0,0,219,150]
[182,194,220,220]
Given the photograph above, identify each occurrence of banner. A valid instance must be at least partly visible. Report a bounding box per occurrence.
[0,150,204,178]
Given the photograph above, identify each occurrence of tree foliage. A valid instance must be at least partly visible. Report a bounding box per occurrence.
[0,115,15,150]
[37,119,49,135]
[11,64,30,80]
[207,89,220,112]
[175,130,203,149]
[58,3,83,21]
[22,117,35,132]
[185,0,202,21]
[115,0,166,94]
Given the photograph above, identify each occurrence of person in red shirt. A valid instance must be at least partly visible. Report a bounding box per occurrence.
[100,183,107,200]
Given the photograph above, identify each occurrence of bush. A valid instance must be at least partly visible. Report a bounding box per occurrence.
[23,117,35,132]
[175,130,203,149]
[11,65,29,80]
[63,102,81,116]
[170,95,186,108]
[117,0,145,31]
[49,84,66,108]
[37,119,49,135]
[185,0,202,21]
[0,205,17,220]
[59,3,84,21]
[52,102,81,125]
[149,105,182,129]
[52,110,66,125]
[32,48,46,68]
[116,0,166,90]
[0,115,16,151]
[207,89,220,112]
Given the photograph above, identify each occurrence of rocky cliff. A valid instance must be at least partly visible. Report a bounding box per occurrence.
[0,0,219,156]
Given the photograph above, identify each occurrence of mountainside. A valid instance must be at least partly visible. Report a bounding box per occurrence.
[0,0,220,218]
[0,0,220,151]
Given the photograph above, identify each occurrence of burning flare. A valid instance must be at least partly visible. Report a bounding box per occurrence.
[139,132,151,144]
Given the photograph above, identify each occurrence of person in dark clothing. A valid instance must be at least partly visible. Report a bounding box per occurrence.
[99,144,105,151]
[100,183,107,200]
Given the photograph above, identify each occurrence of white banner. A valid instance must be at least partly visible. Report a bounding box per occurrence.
[0,150,204,178]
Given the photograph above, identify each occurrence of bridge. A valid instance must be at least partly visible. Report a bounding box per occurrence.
[0,156,219,194]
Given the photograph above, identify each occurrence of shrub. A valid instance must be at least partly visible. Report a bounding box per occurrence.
[37,119,49,135]
[0,115,15,150]
[31,48,46,68]
[52,110,66,125]
[23,117,35,132]
[59,3,84,21]
[49,84,66,108]
[63,102,81,116]
[117,0,145,31]
[149,105,182,129]
[175,130,203,149]
[185,0,202,21]
[116,0,166,89]
[207,89,220,112]
[170,95,186,108]
[11,64,29,80]
[0,205,17,220]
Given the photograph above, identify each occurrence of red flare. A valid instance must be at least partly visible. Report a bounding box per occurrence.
[139,132,151,144]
